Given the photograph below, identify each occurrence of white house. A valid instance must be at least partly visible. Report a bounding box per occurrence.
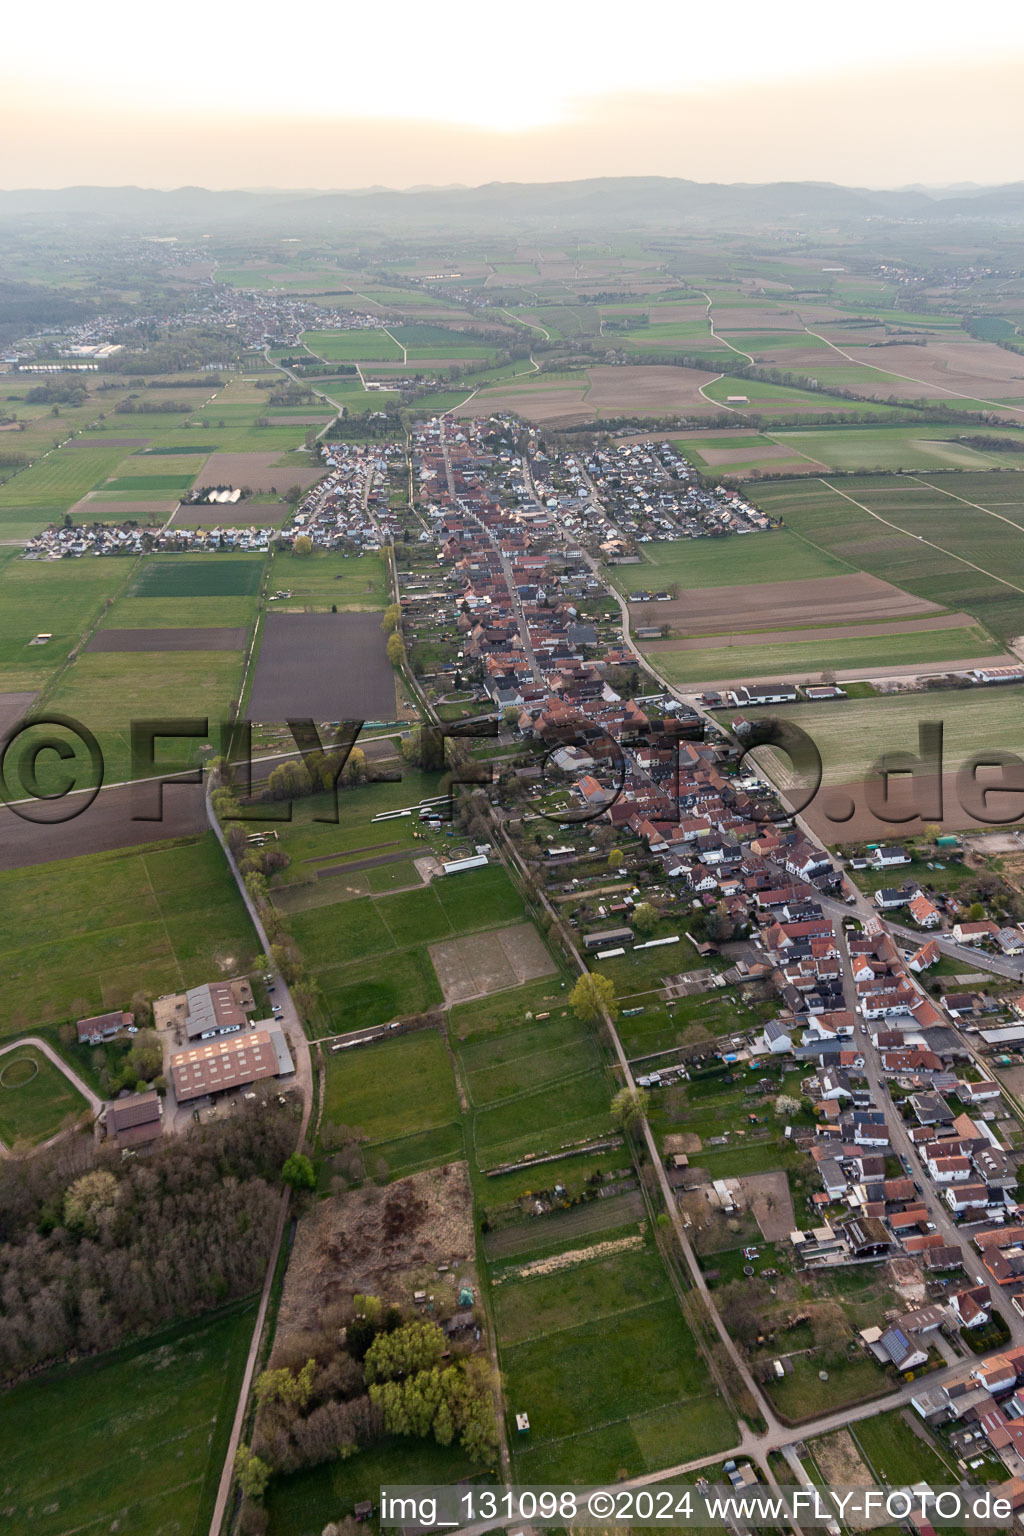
[870,846,912,869]
[926,1153,972,1184]
[761,1018,794,1054]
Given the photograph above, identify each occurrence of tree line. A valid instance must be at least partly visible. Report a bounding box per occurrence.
[0,1096,298,1381]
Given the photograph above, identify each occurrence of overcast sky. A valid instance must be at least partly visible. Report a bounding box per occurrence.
[4,0,1024,189]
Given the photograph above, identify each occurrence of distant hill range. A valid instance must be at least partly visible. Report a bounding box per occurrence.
[3,177,1024,231]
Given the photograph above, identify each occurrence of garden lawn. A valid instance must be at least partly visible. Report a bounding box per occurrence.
[764,1351,888,1422]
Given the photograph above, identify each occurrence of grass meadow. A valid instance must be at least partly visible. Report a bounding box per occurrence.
[499,1238,737,1481]
[321,1029,463,1178]
[0,1302,256,1536]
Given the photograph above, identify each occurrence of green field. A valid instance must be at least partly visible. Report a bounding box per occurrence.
[644,621,994,686]
[266,1437,475,1536]
[302,329,403,362]
[761,683,1024,785]
[771,425,1024,472]
[44,648,245,785]
[500,1240,736,1480]
[0,835,258,1032]
[270,549,387,609]
[288,865,526,1034]
[0,1303,256,1536]
[0,440,131,534]
[321,1029,461,1165]
[127,555,265,598]
[315,946,443,1036]
[850,1409,956,1486]
[749,472,1024,641]
[472,1070,613,1167]
[0,1046,88,1147]
[606,530,850,592]
[0,553,133,684]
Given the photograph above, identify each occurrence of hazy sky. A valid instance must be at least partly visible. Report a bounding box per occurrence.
[4,0,1024,188]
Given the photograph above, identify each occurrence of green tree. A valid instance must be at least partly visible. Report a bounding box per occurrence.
[569,971,618,1024]
[364,1320,445,1383]
[292,533,312,554]
[234,1445,271,1500]
[607,848,624,870]
[967,901,985,922]
[63,1170,119,1234]
[255,1357,316,1408]
[386,631,406,668]
[631,901,658,936]
[611,1085,650,1132]
[381,603,401,633]
[282,1153,316,1191]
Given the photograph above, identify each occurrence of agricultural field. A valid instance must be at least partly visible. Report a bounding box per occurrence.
[750,472,1024,641]
[605,531,849,592]
[643,621,998,688]
[246,611,395,721]
[0,439,132,537]
[0,1045,88,1147]
[0,552,134,693]
[750,684,1024,839]
[0,834,258,1032]
[0,1303,256,1536]
[44,647,245,786]
[759,682,1024,783]
[675,423,1024,477]
[302,329,404,362]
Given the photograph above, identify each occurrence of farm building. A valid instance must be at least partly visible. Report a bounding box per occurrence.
[105,1090,163,1149]
[184,978,255,1041]
[583,927,634,951]
[441,854,489,875]
[169,1027,294,1104]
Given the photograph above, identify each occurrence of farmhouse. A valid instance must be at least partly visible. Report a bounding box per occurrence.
[870,846,912,869]
[77,1009,132,1045]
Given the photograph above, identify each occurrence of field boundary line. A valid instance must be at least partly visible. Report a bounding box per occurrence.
[762,431,830,469]
[467,1059,602,1115]
[498,1292,671,1351]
